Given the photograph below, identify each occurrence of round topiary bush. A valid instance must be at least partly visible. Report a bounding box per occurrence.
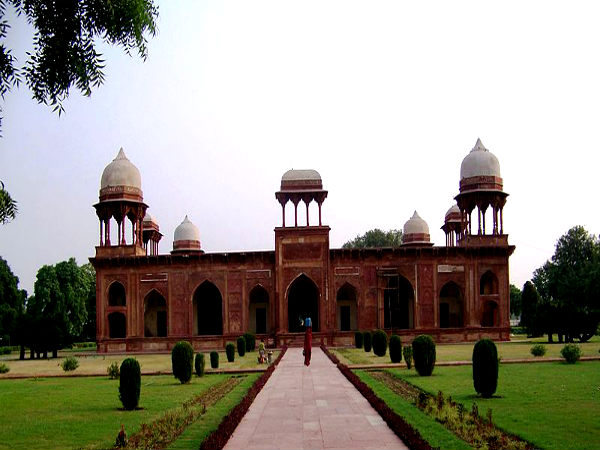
[389,335,402,363]
[403,345,413,369]
[363,331,372,352]
[210,351,219,369]
[530,343,547,357]
[119,358,141,410]
[171,341,194,384]
[561,343,581,364]
[243,333,256,352]
[226,342,235,362]
[354,331,363,349]
[412,334,436,376]
[61,356,79,372]
[472,338,499,398]
[237,336,246,357]
[372,329,388,357]
[195,353,205,377]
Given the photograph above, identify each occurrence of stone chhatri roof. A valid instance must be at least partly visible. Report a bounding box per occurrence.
[460,138,501,179]
[100,148,142,190]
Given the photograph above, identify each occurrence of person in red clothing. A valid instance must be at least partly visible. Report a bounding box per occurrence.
[303,316,312,366]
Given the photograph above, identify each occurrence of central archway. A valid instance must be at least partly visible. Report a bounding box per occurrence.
[287,274,319,332]
[383,275,414,329]
[193,281,223,335]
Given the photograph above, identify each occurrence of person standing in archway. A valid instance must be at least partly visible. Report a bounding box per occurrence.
[304,315,312,366]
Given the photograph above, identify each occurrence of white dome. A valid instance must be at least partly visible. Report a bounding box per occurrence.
[100,148,142,190]
[403,211,430,235]
[143,212,157,224]
[281,169,322,182]
[445,204,461,222]
[173,215,200,242]
[460,139,501,179]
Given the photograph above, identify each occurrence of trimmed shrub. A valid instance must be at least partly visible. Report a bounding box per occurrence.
[107,361,120,379]
[412,334,436,376]
[403,345,413,369]
[243,333,256,352]
[226,342,235,362]
[195,353,205,377]
[210,351,219,369]
[354,331,363,349]
[530,343,546,357]
[237,336,246,357]
[372,329,388,357]
[0,346,11,355]
[363,331,372,352]
[389,335,402,363]
[119,358,141,410]
[472,338,499,398]
[61,356,79,372]
[171,341,194,384]
[561,343,581,363]
[0,363,9,373]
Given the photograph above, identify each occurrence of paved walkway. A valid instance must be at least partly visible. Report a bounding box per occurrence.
[224,347,408,450]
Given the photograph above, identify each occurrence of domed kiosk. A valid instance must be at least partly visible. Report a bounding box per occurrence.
[171,216,203,254]
[441,204,464,247]
[142,212,162,256]
[402,211,433,247]
[276,169,328,227]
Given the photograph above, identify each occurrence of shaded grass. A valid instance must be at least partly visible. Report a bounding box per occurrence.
[0,374,240,450]
[355,370,473,450]
[392,361,600,450]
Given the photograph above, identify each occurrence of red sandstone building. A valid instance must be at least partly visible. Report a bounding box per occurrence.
[92,139,514,353]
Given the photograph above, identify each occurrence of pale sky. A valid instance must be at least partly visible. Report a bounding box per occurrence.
[1,1,599,295]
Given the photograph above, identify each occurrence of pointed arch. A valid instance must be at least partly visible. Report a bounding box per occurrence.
[144,289,167,337]
[108,281,126,306]
[480,271,499,295]
[336,282,358,331]
[193,281,223,335]
[482,300,499,327]
[108,312,126,338]
[384,275,414,329]
[287,274,319,332]
[439,282,464,328]
[249,284,270,334]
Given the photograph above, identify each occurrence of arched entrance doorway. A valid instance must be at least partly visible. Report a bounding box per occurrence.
[193,281,223,335]
[482,301,499,327]
[144,290,167,337]
[287,274,319,332]
[108,312,126,338]
[439,282,464,328]
[384,275,414,329]
[249,285,269,334]
[336,283,358,331]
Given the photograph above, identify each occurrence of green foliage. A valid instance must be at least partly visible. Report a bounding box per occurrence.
[363,331,372,352]
[225,343,235,362]
[0,181,18,224]
[0,362,9,373]
[0,256,27,344]
[195,353,205,377]
[61,356,79,372]
[560,344,581,363]
[472,339,499,398]
[107,361,120,379]
[403,345,413,369]
[210,351,219,369]
[236,336,246,357]
[510,283,522,317]
[0,346,11,354]
[119,358,141,410]
[243,333,256,351]
[354,331,363,349]
[342,228,403,248]
[530,344,547,357]
[412,334,436,376]
[171,341,194,384]
[389,335,402,363]
[520,281,541,336]
[372,329,388,357]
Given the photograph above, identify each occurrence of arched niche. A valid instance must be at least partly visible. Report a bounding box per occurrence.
[336,283,358,331]
[144,290,167,337]
[108,312,126,338]
[287,274,319,332]
[193,281,223,335]
[249,285,269,334]
[480,270,499,295]
[439,282,464,328]
[383,275,414,329]
[481,300,499,327]
[108,281,126,306]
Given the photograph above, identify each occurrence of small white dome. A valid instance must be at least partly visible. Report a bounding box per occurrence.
[100,148,142,190]
[143,212,158,224]
[460,139,501,179]
[281,169,322,182]
[445,204,461,222]
[174,215,200,242]
[403,211,430,235]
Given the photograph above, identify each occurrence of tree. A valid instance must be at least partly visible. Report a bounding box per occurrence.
[0,181,17,224]
[520,281,541,336]
[0,256,26,345]
[79,263,96,342]
[509,283,522,318]
[342,228,403,249]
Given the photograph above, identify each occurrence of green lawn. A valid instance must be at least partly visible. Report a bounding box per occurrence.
[387,361,600,450]
[0,373,259,450]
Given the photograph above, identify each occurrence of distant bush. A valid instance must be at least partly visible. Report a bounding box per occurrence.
[107,361,120,379]
[210,351,219,369]
[354,331,363,349]
[226,343,235,362]
[243,333,256,352]
[363,331,372,352]
[412,335,436,376]
[530,344,547,357]
[403,345,413,369]
[510,326,526,335]
[0,346,12,355]
[195,353,205,377]
[472,339,499,398]
[0,363,9,373]
[237,336,246,357]
[171,341,194,384]
[372,330,388,357]
[61,356,79,372]
[119,358,141,410]
[389,335,402,363]
[560,344,581,364]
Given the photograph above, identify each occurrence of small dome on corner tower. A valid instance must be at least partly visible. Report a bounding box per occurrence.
[280,169,323,191]
[100,148,142,191]
[172,215,203,253]
[402,211,433,246]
